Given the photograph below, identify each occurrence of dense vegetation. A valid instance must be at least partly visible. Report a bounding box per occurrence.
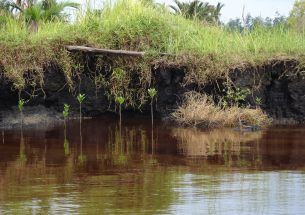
[0,0,304,84]
[0,0,305,126]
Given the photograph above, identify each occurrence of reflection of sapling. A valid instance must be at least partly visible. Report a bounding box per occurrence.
[62,103,70,156]
[78,154,87,164]
[115,154,127,166]
[115,96,125,125]
[64,138,70,156]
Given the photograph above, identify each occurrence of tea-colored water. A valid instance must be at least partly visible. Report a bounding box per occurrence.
[0,115,305,214]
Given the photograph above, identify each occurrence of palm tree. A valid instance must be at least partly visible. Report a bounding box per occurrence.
[26,0,79,31]
[0,0,11,14]
[2,0,79,31]
[0,0,22,15]
[170,0,224,24]
[170,0,207,19]
[23,4,41,31]
[0,0,33,16]
[40,0,79,21]
[211,2,224,24]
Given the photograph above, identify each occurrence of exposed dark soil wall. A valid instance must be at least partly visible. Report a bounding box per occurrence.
[1,59,305,125]
[229,59,305,123]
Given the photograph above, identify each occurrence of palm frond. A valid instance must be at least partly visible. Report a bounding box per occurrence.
[24,4,41,22]
[0,0,23,13]
[42,1,78,21]
[169,5,181,14]
[169,0,223,23]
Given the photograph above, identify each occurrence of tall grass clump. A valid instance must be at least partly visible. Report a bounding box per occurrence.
[172,92,270,128]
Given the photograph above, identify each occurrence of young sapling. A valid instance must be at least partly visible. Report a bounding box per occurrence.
[148,88,157,127]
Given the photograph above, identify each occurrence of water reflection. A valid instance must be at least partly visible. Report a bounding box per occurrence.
[78,115,86,166]
[18,126,27,163]
[2,129,4,145]
[174,128,262,157]
[173,128,263,169]
[63,128,70,157]
[0,116,305,214]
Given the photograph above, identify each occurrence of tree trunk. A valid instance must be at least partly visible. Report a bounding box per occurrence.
[28,20,38,33]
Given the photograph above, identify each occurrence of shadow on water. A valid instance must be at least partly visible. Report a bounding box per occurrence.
[1,115,305,214]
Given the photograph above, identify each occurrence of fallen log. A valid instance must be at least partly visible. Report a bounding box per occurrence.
[66,45,145,56]
[65,45,168,57]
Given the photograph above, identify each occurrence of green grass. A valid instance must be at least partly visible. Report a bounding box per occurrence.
[77,0,305,64]
[0,0,305,90]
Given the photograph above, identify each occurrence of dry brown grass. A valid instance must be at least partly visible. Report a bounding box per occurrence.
[172,92,271,128]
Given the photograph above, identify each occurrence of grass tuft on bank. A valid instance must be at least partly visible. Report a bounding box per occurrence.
[172,92,271,128]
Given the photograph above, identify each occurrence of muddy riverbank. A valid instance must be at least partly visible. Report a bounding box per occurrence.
[1,58,305,126]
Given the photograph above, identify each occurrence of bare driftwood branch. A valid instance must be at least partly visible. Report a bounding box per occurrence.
[66,45,168,57]
[66,46,145,56]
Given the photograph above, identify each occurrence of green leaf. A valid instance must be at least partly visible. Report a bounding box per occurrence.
[148,88,157,98]
[77,93,86,103]
[115,96,125,105]
[255,97,262,106]
[63,103,70,118]
[18,99,25,111]
[111,68,126,80]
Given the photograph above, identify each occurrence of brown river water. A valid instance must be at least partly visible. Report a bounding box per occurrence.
[0,115,305,214]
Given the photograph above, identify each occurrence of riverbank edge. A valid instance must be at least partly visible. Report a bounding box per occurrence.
[1,56,305,129]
